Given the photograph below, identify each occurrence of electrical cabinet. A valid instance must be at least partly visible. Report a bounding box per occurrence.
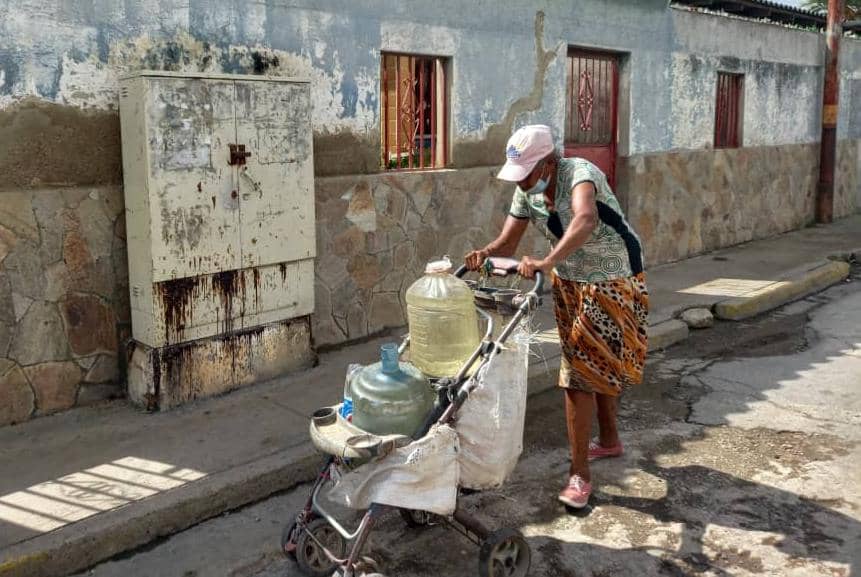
[119,71,315,348]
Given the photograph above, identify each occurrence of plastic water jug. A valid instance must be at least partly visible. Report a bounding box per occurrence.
[351,343,434,438]
[406,257,481,377]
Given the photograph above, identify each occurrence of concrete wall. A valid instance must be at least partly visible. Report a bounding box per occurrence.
[1,0,860,423]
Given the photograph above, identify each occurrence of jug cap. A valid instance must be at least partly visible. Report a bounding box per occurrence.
[425,256,453,274]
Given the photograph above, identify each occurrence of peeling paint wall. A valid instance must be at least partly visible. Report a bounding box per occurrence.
[1,1,859,170]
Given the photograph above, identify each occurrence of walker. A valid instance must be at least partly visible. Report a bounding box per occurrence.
[281,259,544,577]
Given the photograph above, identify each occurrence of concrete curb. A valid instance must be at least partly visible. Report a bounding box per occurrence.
[714,260,850,321]
[0,444,323,577]
[647,319,690,351]
[828,246,861,264]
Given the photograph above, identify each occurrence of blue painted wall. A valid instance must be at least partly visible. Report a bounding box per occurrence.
[0,0,859,174]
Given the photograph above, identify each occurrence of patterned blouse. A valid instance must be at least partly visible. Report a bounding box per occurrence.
[509,157,644,283]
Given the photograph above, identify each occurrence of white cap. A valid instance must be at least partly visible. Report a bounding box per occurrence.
[496,125,555,182]
[425,256,453,274]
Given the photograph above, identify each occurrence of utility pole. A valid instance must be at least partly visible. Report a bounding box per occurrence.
[816,0,845,224]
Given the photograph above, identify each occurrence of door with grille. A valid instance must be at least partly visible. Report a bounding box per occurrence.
[564,50,619,187]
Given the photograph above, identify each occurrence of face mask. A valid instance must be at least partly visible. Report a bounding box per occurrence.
[522,163,549,196]
[523,177,548,196]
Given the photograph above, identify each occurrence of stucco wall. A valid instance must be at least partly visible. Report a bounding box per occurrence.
[4,1,858,174]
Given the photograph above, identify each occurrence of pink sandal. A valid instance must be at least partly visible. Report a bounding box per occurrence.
[588,440,624,460]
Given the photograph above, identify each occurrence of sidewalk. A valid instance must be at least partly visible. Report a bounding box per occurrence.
[1,215,859,577]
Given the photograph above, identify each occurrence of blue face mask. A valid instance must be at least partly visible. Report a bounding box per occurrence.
[521,163,549,196]
[523,177,548,196]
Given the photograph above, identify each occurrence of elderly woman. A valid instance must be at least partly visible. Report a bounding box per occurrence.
[465,125,648,509]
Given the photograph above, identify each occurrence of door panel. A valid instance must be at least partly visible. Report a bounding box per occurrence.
[233,80,316,269]
[146,78,241,281]
[565,51,618,187]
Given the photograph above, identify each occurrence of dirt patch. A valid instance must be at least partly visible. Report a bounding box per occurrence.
[0,98,122,190]
[313,131,381,177]
[655,426,852,479]
[672,312,812,361]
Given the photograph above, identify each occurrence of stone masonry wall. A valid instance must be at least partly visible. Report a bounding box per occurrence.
[619,143,820,266]
[0,187,128,426]
[835,139,860,220]
[313,167,547,347]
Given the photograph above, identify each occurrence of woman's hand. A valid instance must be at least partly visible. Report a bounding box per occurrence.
[464,248,489,271]
[517,256,555,279]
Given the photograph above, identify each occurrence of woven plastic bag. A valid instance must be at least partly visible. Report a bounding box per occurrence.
[457,328,530,489]
[328,424,459,516]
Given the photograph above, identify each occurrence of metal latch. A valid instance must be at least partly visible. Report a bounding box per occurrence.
[228,144,252,166]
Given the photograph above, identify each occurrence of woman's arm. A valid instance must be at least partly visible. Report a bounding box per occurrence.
[465,216,529,270]
[546,182,598,264]
[518,182,598,277]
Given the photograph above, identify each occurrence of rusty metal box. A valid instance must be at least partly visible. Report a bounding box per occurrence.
[119,71,315,348]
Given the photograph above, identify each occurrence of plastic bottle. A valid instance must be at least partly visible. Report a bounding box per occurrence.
[351,343,433,437]
[406,257,480,377]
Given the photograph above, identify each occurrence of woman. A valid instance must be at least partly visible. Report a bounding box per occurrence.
[465,125,648,509]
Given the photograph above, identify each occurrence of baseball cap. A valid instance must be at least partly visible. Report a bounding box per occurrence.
[496,124,555,182]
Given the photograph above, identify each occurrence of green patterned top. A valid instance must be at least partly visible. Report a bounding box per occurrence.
[509,157,644,283]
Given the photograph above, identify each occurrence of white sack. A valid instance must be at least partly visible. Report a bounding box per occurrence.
[328,424,459,516]
[457,328,530,489]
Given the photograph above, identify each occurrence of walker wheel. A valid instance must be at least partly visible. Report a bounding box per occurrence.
[295,518,346,577]
[399,508,435,528]
[478,528,531,577]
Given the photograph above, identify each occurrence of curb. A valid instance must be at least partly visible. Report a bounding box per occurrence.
[647,319,690,352]
[714,260,850,321]
[0,445,323,577]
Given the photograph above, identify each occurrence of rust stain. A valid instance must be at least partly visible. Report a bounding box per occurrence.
[211,269,247,333]
[156,276,204,345]
[252,267,261,311]
[148,325,268,410]
[156,266,270,351]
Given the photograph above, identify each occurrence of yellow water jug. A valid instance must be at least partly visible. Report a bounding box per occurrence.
[406,257,480,377]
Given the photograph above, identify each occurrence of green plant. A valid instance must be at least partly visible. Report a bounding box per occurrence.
[801,0,860,19]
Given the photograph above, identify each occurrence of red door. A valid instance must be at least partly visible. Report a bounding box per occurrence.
[564,50,619,188]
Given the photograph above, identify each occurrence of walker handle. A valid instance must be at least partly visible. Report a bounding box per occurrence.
[455,258,545,294]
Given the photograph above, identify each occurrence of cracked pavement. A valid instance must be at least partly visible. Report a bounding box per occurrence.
[76,269,861,577]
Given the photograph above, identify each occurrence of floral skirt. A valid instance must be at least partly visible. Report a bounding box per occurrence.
[551,272,649,396]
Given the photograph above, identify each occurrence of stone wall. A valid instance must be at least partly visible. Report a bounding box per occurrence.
[0,186,128,426]
[313,167,547,347]
[618,143,820,266]
[835,139,860,220]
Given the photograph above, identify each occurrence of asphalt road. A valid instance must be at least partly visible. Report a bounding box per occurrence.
[76,269,861,577]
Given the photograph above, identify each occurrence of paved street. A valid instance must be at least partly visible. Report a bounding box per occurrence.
[76,268,860,577]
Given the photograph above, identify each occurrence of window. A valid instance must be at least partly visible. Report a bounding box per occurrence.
[381,52,447,170]
[714,72,743,149]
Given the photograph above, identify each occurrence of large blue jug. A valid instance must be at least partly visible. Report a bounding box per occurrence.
[351,344,433,438]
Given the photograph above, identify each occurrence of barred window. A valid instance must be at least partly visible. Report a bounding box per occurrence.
[381,52,448,170]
